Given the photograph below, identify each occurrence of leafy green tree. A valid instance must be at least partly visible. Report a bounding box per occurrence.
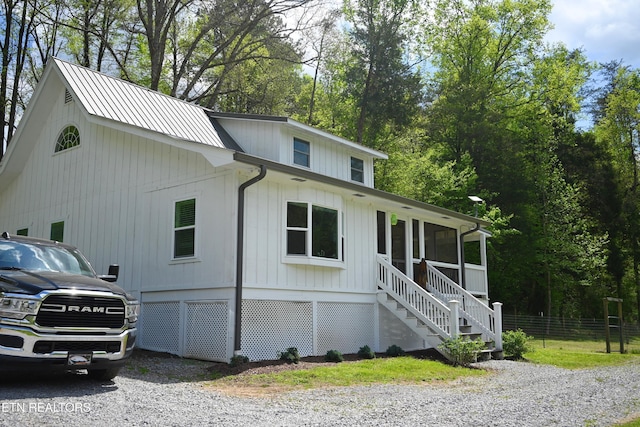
[1,0,36,157]
[427,0,552,167]
[594,65,640,321]
[340,0,424,149]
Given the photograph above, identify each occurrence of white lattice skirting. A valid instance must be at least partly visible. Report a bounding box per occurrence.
[139,299,376,362]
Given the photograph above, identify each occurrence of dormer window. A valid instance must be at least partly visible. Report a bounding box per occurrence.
[351,157,364,183]
[55,125,80,153]
[293,138,310,167]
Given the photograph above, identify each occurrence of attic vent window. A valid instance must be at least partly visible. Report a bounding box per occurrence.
[54,125,80,153]
[64,89,73,103]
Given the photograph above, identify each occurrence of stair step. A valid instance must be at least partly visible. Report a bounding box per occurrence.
[459,332,483,341]
[475,349,493,362]
[459,325,473,334]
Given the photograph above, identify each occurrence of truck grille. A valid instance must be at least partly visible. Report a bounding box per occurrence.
[36,295,125,328]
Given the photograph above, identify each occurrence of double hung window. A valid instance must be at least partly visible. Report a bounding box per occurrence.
[293,138,310,167]
[350,157,364,183]
[174,199,196,258]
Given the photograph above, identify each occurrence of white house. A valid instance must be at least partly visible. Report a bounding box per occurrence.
[0,59,502,362]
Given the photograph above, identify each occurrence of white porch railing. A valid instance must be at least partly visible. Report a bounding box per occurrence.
[376,255,459,342]
[426,261,502,349]
[464,264,488,295]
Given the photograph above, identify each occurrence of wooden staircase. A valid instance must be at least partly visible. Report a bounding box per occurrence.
[376,255,503,362]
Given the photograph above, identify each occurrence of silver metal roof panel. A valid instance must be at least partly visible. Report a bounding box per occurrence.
[54,58,225,148]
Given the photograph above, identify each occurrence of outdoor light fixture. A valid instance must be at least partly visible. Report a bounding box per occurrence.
[468,195,484,217]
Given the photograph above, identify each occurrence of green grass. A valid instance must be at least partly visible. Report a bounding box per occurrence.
[524,338,640,369]
[207,356,485,395]
[616,417,640,427]
[203,338,640,396]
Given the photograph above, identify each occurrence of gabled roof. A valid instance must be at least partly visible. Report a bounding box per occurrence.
[209,112,387,160]
[54,59,227,148]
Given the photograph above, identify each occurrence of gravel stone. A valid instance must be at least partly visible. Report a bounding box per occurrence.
[1,355,639,426]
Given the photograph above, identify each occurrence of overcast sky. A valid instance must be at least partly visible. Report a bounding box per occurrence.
[546,0,640,68]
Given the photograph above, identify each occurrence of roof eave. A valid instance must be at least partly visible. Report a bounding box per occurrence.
[233,152,490,227]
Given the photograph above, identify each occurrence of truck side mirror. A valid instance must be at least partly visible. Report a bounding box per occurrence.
[99,264,120,282]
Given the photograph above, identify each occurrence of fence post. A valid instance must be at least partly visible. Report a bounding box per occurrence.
[493,302,503,351]
[449,300,460,339]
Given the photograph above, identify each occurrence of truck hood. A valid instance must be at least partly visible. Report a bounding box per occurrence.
[0,270,129,298]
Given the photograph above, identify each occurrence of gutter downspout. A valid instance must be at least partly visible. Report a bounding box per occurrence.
[234,165,267,356]
[459,223,480,290]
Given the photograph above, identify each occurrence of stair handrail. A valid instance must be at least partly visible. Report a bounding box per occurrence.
[425,261,497,343]
[376,255,454,340]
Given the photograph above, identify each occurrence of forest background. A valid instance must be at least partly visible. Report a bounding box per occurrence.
[1,0,639,324]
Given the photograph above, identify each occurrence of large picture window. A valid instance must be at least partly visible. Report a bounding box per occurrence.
[286,202,339,259]
[174,198,196,258]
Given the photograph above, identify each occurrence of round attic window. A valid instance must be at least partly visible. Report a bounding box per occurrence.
[55,125,80,153]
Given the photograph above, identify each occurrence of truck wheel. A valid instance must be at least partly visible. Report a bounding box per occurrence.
[87,367,121,381]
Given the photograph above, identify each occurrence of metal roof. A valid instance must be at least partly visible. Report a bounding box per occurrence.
[54,58,226,148]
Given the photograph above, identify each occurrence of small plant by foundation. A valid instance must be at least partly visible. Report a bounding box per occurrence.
[357,345,376,359]
[385,345,405,357]
[279,347,301,364]
[230,354,249,367]
[325,349,344,363]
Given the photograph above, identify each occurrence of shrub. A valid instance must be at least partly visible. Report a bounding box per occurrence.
[438,336,486,367]
[229,354,249,367]
[279,347,301,364]
[325,349,344,363]
[385,345,405,357]
[357,345,376,359]
[502,329,534,360]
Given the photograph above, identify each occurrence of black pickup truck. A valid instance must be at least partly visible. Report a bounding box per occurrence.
[0,232,138,380]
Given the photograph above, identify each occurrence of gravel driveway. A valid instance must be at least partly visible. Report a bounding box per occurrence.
[1,352,639,427]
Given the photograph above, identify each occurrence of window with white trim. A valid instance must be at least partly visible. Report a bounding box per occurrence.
[55,125,80,153]
[174,198,196,258]
[286,202,339,259]
[293,138,310,167]
[350,157,364,183]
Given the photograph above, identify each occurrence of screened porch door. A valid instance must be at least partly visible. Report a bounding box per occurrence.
[391,219,407,274]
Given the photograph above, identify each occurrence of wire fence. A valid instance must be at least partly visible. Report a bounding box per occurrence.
[502,313,640,343]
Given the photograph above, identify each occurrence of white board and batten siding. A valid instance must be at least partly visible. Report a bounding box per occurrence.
[241,178,378,299]
[0,85,237,299]
[216,116,378,188]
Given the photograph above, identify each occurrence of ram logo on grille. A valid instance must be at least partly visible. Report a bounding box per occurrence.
[36,295,126,328]
[40,304,125,315]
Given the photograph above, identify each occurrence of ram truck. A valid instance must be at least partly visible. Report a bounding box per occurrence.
[0,232,138,380]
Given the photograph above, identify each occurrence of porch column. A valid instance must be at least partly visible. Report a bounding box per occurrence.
[449,300,460,338]
[493,302,503,351]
